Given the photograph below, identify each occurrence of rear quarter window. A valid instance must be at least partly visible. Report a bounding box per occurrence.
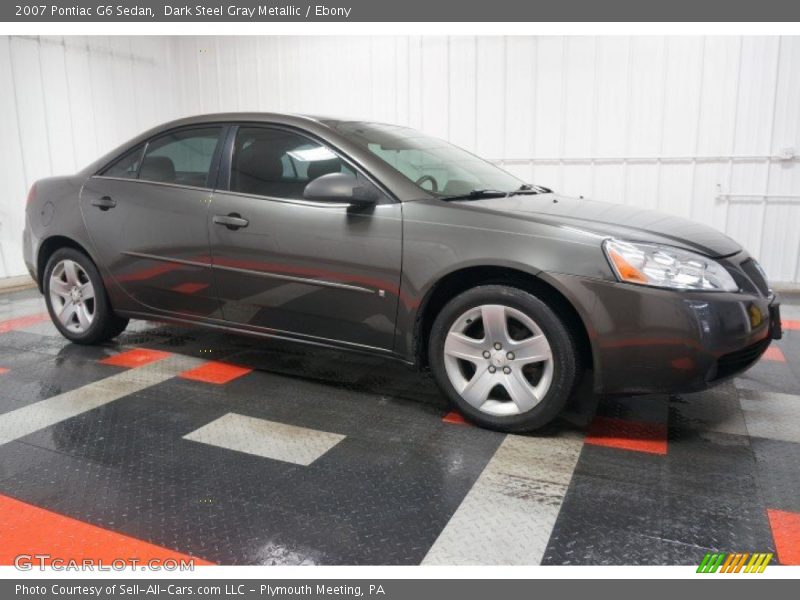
[100,145,144,179]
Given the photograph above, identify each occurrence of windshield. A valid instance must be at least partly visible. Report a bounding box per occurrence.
[330,122,525,197]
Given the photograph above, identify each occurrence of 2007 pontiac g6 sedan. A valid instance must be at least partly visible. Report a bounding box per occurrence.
[22,113,782,431]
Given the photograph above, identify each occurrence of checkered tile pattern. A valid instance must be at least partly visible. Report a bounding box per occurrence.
[1,286,798,565]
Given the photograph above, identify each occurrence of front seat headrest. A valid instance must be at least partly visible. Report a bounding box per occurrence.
[307,157,342,181]
[140,156,176,183]
[236,140,285,183]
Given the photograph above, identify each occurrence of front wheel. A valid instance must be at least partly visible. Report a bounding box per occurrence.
[429,285,580,432]
[43,247,129,344]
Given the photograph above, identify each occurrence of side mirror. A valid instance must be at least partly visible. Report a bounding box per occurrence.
[303,173,379,206]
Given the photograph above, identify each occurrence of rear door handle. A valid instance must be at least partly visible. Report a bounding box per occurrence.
[213,213,249,230]
[91,196,117,211]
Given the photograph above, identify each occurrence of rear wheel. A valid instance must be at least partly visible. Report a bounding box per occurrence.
[429,285,579,432]
[43,247,128,344]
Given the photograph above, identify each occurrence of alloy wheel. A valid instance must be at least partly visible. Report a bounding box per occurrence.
[443,304,554,416]
[48,259,96,334]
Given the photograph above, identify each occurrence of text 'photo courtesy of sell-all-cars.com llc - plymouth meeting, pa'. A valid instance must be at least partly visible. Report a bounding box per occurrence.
[22,112,782,432]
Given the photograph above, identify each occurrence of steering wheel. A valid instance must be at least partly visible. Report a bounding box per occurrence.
[415,175,438,192]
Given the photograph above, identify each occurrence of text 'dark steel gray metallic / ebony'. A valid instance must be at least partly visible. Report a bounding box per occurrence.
[22,113,782,431]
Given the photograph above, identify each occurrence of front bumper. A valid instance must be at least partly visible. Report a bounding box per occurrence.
[549,272,779,395]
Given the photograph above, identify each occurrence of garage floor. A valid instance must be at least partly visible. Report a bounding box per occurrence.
[1,286,799,566]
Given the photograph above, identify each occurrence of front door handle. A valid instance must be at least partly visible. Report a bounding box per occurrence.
[91,196,117,211]
[213,213,249,230]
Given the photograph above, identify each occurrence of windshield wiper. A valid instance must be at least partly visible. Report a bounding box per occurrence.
[511,183,552,195]
[439,189,510,202]
[440,184,553,202]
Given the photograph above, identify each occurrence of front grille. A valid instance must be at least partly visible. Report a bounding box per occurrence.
[713,338,770,381]
[741,259,770,297]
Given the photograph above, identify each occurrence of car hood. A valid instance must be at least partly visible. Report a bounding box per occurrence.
[463,193,742,258]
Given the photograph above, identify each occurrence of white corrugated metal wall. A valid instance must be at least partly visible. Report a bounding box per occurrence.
[2,35,799,285]
[0,35,181,279]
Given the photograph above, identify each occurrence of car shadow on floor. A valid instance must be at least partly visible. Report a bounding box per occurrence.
[98,320,597,435]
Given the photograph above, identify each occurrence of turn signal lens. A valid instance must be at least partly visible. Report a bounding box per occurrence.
[607,247,648,284]
[603,239,739,292]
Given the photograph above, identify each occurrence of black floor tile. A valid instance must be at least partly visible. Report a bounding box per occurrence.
[0,330,82,356]
[595,394,670,424]
[750,436,800,513]
[542,522,708,566]
[660,489,774,551]
[0,347,53,371]
[735,358,800,396]
[0,357,127,413]
[663,429,761,499]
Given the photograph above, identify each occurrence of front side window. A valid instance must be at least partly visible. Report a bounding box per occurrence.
[331,122,524,197]
[231,127,352,199]
[139,127,223,187]
[100,145,144,179]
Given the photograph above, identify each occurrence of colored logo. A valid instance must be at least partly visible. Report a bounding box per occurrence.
[697,552,773,573]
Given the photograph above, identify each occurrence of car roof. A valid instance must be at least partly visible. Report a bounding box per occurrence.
[154,112,389,129]
[164,111,328,126]
[157,112,410,133]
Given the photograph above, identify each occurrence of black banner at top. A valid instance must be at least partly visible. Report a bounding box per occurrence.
[4,0,800,22]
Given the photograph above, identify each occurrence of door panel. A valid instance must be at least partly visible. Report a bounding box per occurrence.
[79,126,225,318]
[81,177,220,318]
[209,193,402,350]
[208,125,402,350]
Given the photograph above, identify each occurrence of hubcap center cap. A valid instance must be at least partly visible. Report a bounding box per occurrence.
[490,350,507,368]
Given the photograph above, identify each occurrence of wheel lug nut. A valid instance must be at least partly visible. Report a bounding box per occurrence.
[507,352,515,360]
[494,342,502,350]
[503,366,511,374]
[483,351,491,359]
[488,366,496,373]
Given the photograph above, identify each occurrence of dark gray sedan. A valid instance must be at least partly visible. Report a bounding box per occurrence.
[22,113,782,431]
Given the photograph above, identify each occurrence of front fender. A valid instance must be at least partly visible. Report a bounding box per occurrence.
[394,200,613,362]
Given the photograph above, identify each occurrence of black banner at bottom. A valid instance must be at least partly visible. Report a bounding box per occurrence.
[4,579,798,600]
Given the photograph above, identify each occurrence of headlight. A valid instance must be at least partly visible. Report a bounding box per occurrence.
[603,239,739,292]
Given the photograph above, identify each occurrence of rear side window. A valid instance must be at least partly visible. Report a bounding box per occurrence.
[101,145,144,179]
[139,127,223,187]
[230,127,352,199]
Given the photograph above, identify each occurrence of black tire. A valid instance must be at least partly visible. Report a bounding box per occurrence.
[43,247,129,345]
[429,285,580,432]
